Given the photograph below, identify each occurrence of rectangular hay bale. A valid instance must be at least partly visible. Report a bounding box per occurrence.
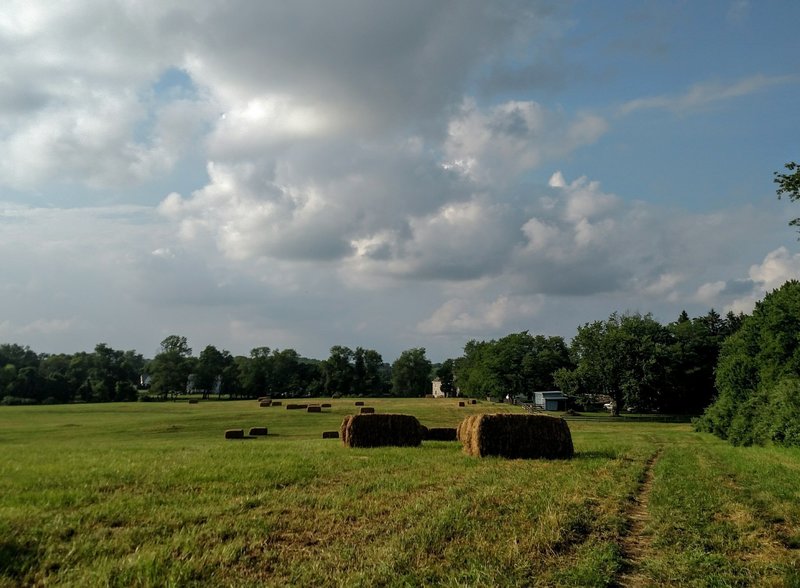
[224,429,244,439]
[457,413,573,459]
[354,401,365,406]
[249,427,268,436]
[322,431,339,439]
[307,406,322,413]
[259,401,271,407]
[271,401,282,406]
[340,414,423,448]
[359,407,375,414]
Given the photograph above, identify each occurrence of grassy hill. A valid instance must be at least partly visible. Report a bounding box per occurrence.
[1,399,799,586]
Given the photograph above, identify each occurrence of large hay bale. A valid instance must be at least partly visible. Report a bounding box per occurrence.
[457,414,573,459]
[259,401,271,407]
[359,407,375,414]
[340,414,423,448]
[307,406,322,413]
[224,429,245,439]
[425,427,458,441]
[354,401,365,406]
[322,431,339,439]
[249,427,268,436]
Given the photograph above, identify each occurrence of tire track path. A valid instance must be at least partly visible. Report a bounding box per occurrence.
[617,449,662,587]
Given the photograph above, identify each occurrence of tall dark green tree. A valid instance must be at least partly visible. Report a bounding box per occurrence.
[391,348,432,397]
[698,280,800,446]
[149,336,194,399]
[323,346,354,396]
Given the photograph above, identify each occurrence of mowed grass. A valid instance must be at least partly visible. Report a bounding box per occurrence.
[1,399,799,587]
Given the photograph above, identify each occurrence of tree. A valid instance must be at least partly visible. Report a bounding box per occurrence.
[323,346,354,396]
[775,161,800,230]
[391,348,432,397]
[697,280,800,446]
[566,313,671,415]
[195,345,227,399]
[149,336,194,399]
[435,359,456,397]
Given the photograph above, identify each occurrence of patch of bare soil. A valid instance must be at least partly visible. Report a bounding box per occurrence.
[616,449,662,587]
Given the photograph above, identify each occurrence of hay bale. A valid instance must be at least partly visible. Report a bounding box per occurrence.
[286,404,308,410]
[458,401,465,407]
[354,401,365,406]
[359,407,375,414]
[188,399,199,404]
[271,401,282,406]
[307,406,322,413]
[471,399,477,405]
[457,414,573,459]
[249,427,268,436]
[424,427,458,441]
[321,403,331,408]
[340,414,423,448]
[259,401,271,407]
[224,429,244,439]
[257,396,270,402]
[322,431,339,439]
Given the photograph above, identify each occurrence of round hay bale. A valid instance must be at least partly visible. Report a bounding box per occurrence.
[425,427,458,441]
[458,401,465,407]
[359,407,375,414]
[354,401,365,406]
[257,396,270,402]
[322,431,339,439]
[249,427,268,436]
[340,414,423,448]
[470,399,477,405]
[458,414,573,459]
[271,401,282,406]
[307,406,322,413]
[224,429,245,439]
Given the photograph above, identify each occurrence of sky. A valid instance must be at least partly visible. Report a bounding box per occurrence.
[1,0,799,362]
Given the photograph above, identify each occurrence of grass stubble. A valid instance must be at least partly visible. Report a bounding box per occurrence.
[0,399,798,586]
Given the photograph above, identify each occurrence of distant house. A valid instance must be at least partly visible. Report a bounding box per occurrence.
[533,390,567,411]
[432,378,445,398]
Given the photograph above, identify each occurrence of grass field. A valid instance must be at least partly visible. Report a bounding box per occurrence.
[1,398,799,587]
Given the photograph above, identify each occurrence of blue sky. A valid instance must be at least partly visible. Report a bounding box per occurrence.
[0,0,798,361]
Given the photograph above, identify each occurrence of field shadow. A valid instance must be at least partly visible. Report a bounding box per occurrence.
[574,449,618,460]
[0,539,37,581]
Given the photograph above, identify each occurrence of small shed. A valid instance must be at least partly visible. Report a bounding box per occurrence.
[533,390,567,412]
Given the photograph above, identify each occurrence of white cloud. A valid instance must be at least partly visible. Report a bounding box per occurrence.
[417,295,544,336]
[618,74,798,116]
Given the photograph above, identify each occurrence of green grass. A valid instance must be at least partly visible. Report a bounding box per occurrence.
[1,399,799,586]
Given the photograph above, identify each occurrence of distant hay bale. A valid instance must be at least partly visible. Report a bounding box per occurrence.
[249,427,268,436]
[359,407,375,414]
[286,404,308,410]
[321,403,331,408]
[259,401,271,407]
[271,401,282,406]
[458,401,465,407]
[322,431,339,439]
[340,414,423,448]
[471,399,477,405]
[457,414,573,459]
[224,429,245,439]
[307,406,322,413]
[354,401,365,406]
[424,427,458,441]
[188,399,199,404]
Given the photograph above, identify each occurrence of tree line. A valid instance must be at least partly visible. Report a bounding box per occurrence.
[1,306,741,413]
[0,337,434,405]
